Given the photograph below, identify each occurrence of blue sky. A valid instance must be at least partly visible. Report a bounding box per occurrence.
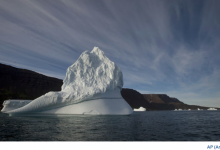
[0,0,220,107]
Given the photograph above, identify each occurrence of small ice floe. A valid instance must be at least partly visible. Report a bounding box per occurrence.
[207,108,217,110]
[134,107,146,111]
[198,108,203,111]
[174,109,182,111]
[174,108,191,111]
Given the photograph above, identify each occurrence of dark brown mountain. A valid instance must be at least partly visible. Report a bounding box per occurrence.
[142,94,183,104]
[121,88,217,110]
[0,63,62,108]
[0,63,217,110]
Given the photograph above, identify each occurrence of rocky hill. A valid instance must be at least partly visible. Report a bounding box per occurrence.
[0,63,216,110]
[121,88,213,110]
[0,63,62,108]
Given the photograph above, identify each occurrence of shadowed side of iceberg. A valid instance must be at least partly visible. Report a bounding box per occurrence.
[1,100,32,112]
[5,98,133,116]
[20,98,132,115]
[2,89,133,115]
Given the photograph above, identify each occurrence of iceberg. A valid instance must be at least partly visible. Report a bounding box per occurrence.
[134,107,146,111]
[207,108,217,110]
[1,47,133,115]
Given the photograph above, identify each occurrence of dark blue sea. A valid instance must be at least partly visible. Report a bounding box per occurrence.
[0,111,220,141]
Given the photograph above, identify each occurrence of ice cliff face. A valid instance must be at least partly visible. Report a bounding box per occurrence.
[5,47,126,113]
[62,47,123,95]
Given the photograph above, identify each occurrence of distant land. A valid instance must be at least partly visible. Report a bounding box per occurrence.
[0,63,62,109]
[121,89,216,110]
[0,63,218,110]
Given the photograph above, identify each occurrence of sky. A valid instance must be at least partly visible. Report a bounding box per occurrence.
[0,0,220,107]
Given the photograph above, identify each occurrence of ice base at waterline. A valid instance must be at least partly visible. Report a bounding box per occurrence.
[2,98,132,116]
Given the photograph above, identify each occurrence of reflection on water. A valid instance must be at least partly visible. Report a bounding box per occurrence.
[0,111,220,141]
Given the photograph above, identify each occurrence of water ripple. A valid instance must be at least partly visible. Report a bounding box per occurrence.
[0,111,220,141]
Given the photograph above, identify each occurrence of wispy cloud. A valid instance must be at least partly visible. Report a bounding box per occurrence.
[0,0,220,107]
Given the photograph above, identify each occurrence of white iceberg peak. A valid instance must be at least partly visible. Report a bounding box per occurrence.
[62,47,123,94]
[91,46,104,56]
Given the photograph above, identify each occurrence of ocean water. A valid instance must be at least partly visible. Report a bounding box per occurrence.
[0,111,220,141]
